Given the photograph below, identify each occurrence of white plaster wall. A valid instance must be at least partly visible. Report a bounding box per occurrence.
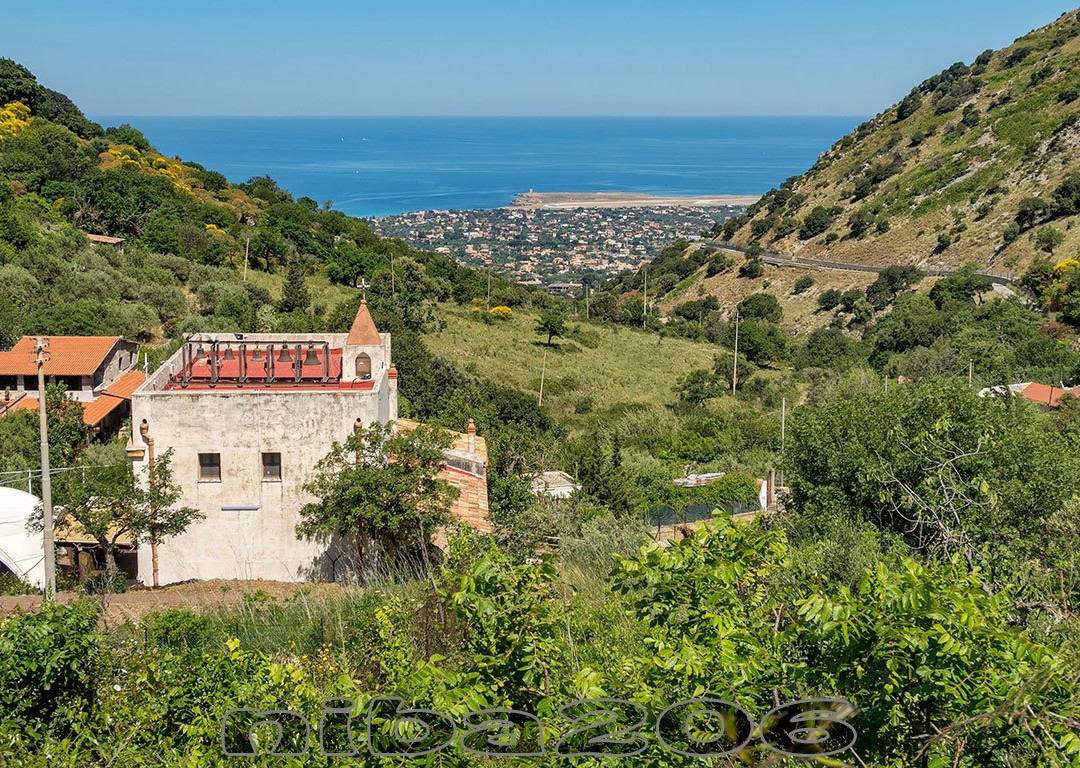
[131,384,395,584]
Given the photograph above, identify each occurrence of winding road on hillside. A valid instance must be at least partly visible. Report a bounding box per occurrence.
[699,241,1025,300]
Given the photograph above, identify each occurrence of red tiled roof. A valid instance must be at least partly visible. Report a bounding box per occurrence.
[103,370,145,399]
[0,393,38,418]
[347,300,381,346]
[81,371,145,426]
[1020,382,1080,408]
[82,395,126,427]
[0,336,121,377]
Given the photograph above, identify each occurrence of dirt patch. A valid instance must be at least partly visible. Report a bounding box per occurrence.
[0,579,345,626]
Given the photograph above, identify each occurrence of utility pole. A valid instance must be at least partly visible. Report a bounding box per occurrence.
[538,347,548,407]
[585,283,590,320]
[731,310,740,395]
[486,272,492,310]
[33,338,55,597]
[642,270,648,330]
[779,396,786,489]
[140,420,159,589]
[242,235,251,282]
[968,360,974,388]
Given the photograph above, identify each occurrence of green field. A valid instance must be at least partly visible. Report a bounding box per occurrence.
[423,304,719,423]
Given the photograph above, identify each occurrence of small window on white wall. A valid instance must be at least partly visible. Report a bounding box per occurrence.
[262,452,282,481]
[198,453,221,481]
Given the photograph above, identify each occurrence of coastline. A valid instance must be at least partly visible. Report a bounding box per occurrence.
[507,190,760,210]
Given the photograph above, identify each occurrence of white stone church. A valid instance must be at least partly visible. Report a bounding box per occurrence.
[127,300,489,584]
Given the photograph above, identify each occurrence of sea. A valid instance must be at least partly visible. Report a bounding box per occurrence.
[91,116,863,218]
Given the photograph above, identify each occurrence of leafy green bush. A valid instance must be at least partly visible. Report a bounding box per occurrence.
[737,292,783,323]
[0,601,99,738]
[146,609,217,650]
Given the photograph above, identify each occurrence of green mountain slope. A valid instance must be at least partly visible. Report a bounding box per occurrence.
[722,8,1080,275]
[0,59,547,350]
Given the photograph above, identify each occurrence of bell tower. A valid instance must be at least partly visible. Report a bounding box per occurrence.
[342,299,386,381]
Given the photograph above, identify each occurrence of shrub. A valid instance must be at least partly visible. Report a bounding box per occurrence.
[705,253,733,277]
[488,305,513,320]
[737,292,783,323]
[799,206,837,239]
[146,609,217,650]
[738,259,764,279]
[792,276,815,295]
[0,601,99,737]
[818,289,843,310]
[1034,226,1065,254]
[697,472,760,508]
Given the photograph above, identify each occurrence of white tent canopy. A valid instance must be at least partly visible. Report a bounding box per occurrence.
[0,486,44,589]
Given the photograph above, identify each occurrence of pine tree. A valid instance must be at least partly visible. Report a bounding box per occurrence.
[280,256,310,313]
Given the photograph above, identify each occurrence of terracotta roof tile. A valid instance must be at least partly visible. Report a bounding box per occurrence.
[103,370,146,399]
[0,393,38,418]
[81,395,126,427]
[0,336,121,377]
[1020,382,1080,408]
[347,300,381,346]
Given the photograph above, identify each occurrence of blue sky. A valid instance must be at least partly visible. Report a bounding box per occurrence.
[3,1,1078,116]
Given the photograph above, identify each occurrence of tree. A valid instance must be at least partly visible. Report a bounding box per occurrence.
[737,292,783,323]
[128,449,202,589]
[817,288,843,311]
[930,264,993,307]
[786,379,1080,571]
[896,88,922,120]
[799,206,837,240]
[866,265,923,309]
[674,367,723,406]
[46,463,138,580]
[534,312,566,346]
[296,422,458,575]
[1034,225,1065,254]
[279,256,311,314]
[730,319,786,365]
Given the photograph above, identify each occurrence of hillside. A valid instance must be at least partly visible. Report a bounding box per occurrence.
[722,8,1080,276]
[0,59,558,353]
[423,304,719,426]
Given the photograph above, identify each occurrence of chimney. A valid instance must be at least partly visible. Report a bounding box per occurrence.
[467,418,476,452]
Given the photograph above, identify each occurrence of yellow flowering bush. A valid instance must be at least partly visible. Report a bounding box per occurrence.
[0,101,31,142]
[489,305,513,320]
[1052,258,1080,280]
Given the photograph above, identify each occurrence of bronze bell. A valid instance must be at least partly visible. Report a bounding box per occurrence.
[277,346,292,363]
[251,346,265,363]
[304,342,320,366]
[223,346,236,361]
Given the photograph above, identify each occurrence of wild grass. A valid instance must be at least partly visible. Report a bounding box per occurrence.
[423,304,718,427]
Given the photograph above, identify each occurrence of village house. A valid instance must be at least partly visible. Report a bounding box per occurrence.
[127,301,489,585]
[979,381,1080,409]
[0,335,144,440]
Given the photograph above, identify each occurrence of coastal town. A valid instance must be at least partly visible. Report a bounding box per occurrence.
[372,200,747,286]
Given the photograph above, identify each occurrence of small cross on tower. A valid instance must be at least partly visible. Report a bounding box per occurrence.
[357,277,370,301]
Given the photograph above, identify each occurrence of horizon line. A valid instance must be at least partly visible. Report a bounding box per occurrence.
[88,113,868,120]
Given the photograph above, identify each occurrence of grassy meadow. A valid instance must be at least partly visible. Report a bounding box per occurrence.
[423,304,719,426]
